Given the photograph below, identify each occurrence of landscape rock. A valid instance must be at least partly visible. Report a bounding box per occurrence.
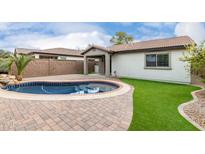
[0,74,18,86]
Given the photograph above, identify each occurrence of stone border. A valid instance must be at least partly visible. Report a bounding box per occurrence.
[0,79,131,101]
[178,84,205,131]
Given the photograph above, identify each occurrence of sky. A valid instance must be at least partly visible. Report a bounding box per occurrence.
[0,22,205,51]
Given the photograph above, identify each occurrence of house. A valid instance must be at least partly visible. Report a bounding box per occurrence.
[15,48,84,61]
[82,36,194,83]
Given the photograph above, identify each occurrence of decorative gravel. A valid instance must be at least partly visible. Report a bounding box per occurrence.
[183,90,205,129]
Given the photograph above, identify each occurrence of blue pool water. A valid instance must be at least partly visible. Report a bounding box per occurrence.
[2,81,119,94]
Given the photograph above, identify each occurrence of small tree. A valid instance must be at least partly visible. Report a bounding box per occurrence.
[0,50,13,73]
[110,32,134,45]
[13,54,33,81]
[181,42,205,78]
[0,50,11,58]
[0,51,33,81]
[0,57,13,73]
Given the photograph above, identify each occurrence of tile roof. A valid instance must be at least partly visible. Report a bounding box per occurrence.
[15,48,39,54]
[109,36,194,52]
[82,36,194,55]
[81,44,112,55]
[15,48,83,57]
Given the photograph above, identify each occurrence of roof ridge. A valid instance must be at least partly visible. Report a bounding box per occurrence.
[15,47,40,50]
[140,35,191,42]
[42,47,81,51]
[15,47,83,56]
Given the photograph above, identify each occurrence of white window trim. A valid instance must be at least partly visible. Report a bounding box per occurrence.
[144,52,171,70]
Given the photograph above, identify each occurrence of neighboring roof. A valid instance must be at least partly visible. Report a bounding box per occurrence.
[109,36,194,53]
[42,48,83,57]
[15,48,39,54]
[81,45,112,55]
[82,36,194,55]
[15,48,83,57]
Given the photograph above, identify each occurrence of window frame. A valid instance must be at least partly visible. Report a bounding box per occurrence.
[144,52,171,70]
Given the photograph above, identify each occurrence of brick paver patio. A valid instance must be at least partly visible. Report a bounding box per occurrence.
[0,74,133,131]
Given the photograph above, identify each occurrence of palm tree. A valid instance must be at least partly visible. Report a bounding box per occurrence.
[0,51,33,81]
[13,54,33,81]
[110,32,134,45]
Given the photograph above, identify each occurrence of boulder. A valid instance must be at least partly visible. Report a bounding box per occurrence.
[0,74,8,78]
[0,74,19,86]
[0,79,10,84]
[9,75,16,80]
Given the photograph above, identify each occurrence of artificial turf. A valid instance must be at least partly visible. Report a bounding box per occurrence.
[121,78,200,131]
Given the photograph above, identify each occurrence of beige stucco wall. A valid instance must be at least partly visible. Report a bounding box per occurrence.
[83,49,111,76]
[11,59,94,78]
[84,49,107,56]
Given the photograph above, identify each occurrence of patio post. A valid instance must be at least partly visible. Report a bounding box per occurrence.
[84,55,88,75]
[105,53,110,77]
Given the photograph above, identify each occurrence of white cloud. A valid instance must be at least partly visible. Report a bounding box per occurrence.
[0,23,11,31]
[45,23,105,34]
[175,22,205,44]
[0,22,105,34]
[28,31,111,49]
[0,23,111,51]
[0,31,111,51]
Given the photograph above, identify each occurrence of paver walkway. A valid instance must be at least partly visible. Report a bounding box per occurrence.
[0,74,133,131]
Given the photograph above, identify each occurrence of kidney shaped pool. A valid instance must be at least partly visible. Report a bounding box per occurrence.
[2,81,119,95]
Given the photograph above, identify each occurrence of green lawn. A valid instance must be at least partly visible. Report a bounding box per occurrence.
[121,78,201,131]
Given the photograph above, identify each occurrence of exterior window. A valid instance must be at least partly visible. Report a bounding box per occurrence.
[146,54,156,67]
[157,54,169,67]
[145,53,169,68]
[39,55,58,59]
[58,56,67,60]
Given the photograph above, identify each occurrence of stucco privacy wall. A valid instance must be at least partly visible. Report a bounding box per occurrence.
[111,50,191,83]
[11,59,94,78]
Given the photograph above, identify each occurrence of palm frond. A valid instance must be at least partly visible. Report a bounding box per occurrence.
[14,54,33,75]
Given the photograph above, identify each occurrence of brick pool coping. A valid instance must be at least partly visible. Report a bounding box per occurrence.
[0,79,130,101]
[0,75,133,131]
